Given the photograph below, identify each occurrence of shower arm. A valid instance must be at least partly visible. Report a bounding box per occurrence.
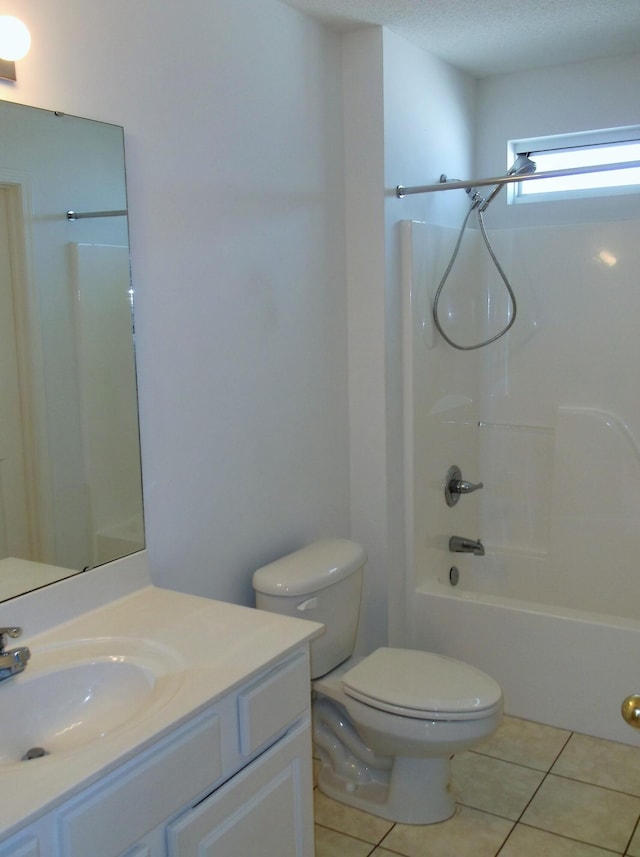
[396,160,640,198]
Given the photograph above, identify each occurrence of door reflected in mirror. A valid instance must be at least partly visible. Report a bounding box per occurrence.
[0,100,144,601]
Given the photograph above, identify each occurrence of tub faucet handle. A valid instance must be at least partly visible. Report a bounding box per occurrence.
[456,479,484,494]
[445,465,483,507]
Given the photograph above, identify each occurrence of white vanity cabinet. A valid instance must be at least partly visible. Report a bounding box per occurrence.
[0,649,315,857]
[167,721,310,856]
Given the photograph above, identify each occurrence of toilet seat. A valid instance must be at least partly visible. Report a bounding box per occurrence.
[342,648,502,722]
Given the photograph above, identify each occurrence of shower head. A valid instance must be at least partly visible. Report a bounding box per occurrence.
[478,153,537,212]
[507,153,537,177]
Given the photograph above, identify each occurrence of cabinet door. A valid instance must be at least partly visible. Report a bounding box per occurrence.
[168,721,313,857]
[58,710,221,857]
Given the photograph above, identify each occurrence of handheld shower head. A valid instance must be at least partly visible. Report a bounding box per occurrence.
[508,153,537,177]
[478,153,537,211]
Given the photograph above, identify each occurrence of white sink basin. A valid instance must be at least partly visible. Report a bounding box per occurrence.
[0,638,185,765]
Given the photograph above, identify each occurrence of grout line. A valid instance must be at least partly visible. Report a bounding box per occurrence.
[492,722,575,856]
[501,733,571,829]
[514,767,549,822]
[622,810,640,855]
[454,800,520,825]
[493,821,518,856]
[312,820,394,857]
[547,728,575,772]
[368,845,404,857]
[470,723,575,775]
[514,821,625,855]
[545,771,640,800]
[313,821,392,848]
[377,823,398,852]
[450,743,638,857]
[314,723,640,856]
[470,747,560,775]
[472,728,640,800]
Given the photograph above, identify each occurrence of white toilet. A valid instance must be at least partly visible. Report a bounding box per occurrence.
[252,538,503,824]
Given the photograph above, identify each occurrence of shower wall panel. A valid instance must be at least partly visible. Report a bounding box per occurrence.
[402,220,480,605]
[406,218,640,620]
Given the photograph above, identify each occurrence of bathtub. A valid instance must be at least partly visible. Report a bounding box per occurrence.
[402,218,640,748]
[412,578,640,747]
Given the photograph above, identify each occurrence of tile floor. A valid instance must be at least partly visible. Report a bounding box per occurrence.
[313,715,640,856]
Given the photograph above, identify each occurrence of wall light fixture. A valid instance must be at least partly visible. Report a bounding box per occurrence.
[0,15,31,81]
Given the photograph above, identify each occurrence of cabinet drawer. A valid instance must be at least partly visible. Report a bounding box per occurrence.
[59,711,221,857]
[238,654,310,756]
[167,721,313,857]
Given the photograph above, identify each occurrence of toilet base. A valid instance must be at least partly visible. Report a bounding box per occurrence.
[317,754,455,825]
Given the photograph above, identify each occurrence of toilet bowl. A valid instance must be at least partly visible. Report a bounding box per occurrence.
[313,647,502,823]
[252,539,503,824]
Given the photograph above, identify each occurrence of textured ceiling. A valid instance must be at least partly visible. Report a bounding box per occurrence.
[281,0,640,77]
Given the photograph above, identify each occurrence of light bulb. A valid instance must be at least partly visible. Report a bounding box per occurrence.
[0,16,31,61]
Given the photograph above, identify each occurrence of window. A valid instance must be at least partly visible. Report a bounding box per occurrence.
[509,128,640,203]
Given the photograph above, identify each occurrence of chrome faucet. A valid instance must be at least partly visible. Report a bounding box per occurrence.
[0,627,30,683]
[449,536,485,556]
[444,465,483,507]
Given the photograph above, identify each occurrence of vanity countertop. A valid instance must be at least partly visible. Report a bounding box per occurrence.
[0,583,323,841]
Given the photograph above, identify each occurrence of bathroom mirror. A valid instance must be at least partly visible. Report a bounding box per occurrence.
[0,99,144,601]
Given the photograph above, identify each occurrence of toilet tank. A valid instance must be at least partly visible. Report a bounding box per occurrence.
[252,539,366,679]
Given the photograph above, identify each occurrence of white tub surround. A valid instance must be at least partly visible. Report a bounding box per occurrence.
[403,213,640,747]
[0,553,322,852]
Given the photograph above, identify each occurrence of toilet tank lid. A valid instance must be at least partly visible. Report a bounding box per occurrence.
[252,538,366,596]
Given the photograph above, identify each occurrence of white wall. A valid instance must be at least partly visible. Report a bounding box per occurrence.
[4,0,350,605]
[342,26,476,651]
[382,31,477,645]
[342,27,387,654]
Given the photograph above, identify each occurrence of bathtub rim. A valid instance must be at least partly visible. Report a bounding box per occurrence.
[417,577,640,634]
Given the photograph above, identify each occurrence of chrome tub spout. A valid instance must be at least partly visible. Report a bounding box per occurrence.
[449,536,485,556]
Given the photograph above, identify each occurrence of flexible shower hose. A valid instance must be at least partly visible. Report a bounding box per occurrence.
[432,199,517,351]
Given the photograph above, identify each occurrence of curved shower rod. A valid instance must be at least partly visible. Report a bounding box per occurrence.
[396,160,640,198]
